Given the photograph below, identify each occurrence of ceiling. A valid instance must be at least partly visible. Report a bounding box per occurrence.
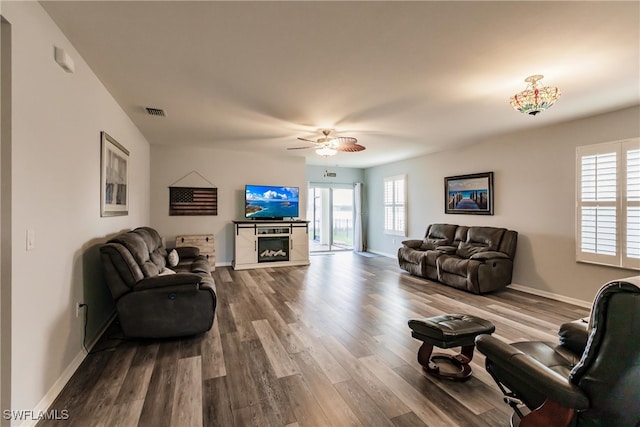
[41,1,640,168]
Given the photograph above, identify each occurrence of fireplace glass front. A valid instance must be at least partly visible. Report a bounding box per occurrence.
[257,236,290,263]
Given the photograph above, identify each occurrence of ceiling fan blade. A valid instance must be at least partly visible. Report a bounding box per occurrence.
[336,144,366,152]
[297,137,319,144]
[287,146,315,150]
[331,136,358,145]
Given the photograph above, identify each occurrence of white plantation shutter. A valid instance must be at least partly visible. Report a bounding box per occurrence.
[394,179,405,233]
[384,175,407,236]
[579,151,617,257]
[577,139,640,269]
[384,179,394,231]
[624,144,640,265]
[580,206,616,255]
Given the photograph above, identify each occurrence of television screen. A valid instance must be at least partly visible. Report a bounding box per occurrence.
[245,185,299,219]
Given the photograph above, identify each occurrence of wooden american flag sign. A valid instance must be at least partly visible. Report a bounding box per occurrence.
[169,187,217,216]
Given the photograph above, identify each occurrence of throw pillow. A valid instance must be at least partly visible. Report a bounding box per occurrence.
[167,249,179,267]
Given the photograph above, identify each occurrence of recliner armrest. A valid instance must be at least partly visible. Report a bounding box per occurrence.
[558,320,589,356]
[175,246,200,259]
[469,251,510,261]
[475,335,590,410]
[134,273,203,291]
[401,239,423,249]
[435,245,457,254]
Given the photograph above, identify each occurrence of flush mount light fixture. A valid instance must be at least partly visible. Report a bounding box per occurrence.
[510,75,561,116]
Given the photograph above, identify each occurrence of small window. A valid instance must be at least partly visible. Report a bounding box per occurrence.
[384,174,407,236]
[576,138,640,270]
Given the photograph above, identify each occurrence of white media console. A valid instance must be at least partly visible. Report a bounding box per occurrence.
[232,220,310,270]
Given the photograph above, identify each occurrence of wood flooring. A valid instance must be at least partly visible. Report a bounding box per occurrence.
[39,252,590,427]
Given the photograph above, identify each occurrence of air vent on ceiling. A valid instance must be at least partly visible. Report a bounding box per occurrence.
[145,107,166,117]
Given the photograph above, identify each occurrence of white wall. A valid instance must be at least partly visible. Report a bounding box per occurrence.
[151,146,306,265]
[306,165,364,185]
[3,2,150,421]
[365,106,639,302]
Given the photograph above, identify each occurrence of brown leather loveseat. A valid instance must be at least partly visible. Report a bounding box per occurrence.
[398,223,517,294]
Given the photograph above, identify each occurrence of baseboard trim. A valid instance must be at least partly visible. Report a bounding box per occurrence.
[85,311,117,351]
[367,249,395,258]
[508,283,592,309]
[20,312,116,427]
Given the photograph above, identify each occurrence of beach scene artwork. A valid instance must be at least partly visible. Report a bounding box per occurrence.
[446,173,492,214]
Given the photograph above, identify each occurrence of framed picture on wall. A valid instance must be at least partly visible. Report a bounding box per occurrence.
[100,131,129,217]
[444,172,493,215]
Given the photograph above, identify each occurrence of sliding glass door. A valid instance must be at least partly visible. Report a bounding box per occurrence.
[307,185,354,252]
[332,188,353,249]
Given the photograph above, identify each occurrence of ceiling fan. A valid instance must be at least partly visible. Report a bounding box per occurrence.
[288,129,366,156]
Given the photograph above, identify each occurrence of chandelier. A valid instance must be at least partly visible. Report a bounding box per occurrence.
[510,75,561,116]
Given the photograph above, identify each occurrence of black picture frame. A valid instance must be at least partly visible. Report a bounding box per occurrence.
[444,172,494,215]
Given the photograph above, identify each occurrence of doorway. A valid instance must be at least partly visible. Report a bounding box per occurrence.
[307,185,354,252]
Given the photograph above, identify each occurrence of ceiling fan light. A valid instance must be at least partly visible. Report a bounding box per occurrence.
[316,147,337,156]
[510,75,561,116]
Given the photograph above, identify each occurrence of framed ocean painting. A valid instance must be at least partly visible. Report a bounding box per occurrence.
[444,172,493,215]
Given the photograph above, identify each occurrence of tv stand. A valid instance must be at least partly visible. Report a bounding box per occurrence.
[232,220,310,270]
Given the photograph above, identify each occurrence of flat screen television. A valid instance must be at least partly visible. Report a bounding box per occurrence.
[245,184,299,220]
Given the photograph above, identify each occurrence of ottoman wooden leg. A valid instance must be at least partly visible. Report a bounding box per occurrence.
[454,344,475,365]
[417,342,437,372]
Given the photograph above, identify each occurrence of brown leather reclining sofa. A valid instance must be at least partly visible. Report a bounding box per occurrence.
[100,226,217,338]
[398,223,518,294]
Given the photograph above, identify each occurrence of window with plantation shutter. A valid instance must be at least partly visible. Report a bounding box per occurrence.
[384,175,407,236]
[576,138,640,270]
